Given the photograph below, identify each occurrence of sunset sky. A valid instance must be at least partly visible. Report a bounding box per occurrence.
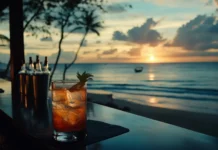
[1,0,218,63]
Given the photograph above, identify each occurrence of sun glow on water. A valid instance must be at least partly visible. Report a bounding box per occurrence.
[149,97,158,104]
[149,73,155,81]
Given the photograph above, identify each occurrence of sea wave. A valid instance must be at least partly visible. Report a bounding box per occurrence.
[110,90,217,102]
[87,83,218,97]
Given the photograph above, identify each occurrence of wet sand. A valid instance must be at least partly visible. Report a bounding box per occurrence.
[88,93,218,138]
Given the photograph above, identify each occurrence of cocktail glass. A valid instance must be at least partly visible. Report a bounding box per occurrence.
[51,80,87,142]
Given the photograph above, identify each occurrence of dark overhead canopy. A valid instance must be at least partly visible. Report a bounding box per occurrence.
[0,0,8,11]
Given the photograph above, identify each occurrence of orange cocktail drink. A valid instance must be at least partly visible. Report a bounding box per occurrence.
[52,80,87,142]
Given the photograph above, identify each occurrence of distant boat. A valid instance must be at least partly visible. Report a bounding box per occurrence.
[134,67,143,73]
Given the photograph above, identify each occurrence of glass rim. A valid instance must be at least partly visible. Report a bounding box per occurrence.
[52,80,79,83]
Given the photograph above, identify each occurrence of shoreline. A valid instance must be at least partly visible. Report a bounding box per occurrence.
[87,93,218,138]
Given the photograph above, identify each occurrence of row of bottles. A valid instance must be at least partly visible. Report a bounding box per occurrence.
[20,55,50,75]
[19,55,50,110]
[17,56,52,138]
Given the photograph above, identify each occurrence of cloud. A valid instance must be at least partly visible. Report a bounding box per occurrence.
[112,18,165,46]
[144,0,214,7]
[179,51,218,57]
[0,53,48,64]
[49,51,75,63]
[40,37,53,42]
[106,4,126,13]
[83,51,92,54]
[96,40,101,44]
[102,48,118,55]
[166,15,218,51]
[113,31,128,41]
[127,47,142,56]
[83,48,101,55]
[0,44,8,47]
[25,44,54,50]
[83,50,97,55]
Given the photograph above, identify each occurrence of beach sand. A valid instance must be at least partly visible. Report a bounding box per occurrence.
[88,93,218,138]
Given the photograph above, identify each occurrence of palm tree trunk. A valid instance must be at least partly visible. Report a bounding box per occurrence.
[9,0,25,105]
[62,31,88,80]
[63,64,67,80]
[49,28,64,85]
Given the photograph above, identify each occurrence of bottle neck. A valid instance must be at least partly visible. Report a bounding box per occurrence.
[19,63,26,74]
[35,62,42,72]
[44,57,48,66]
[43,57,50,73]
[44,62,48,68]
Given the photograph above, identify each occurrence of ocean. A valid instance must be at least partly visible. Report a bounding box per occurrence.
[50,62,218,115]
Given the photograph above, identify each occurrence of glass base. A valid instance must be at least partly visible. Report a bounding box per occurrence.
[53,130,86,142]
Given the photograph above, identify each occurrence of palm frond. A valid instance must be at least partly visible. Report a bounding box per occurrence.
[77,71,93,82]
[70,26,83,33]
[80,9,103,35]
[89,10,95,18]
[91,28,100,36]
[0,34,10,43]
[75,20,86,26]
[91,22,103,28]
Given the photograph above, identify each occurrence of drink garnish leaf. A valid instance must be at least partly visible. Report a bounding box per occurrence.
[68,71,93,91]
[77,71,93,82]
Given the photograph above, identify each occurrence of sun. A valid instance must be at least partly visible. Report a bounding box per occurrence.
[149,55,155,61]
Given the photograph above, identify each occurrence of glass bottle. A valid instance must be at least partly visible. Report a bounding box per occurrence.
[42,56,50,74]
[19,60,26,103]
[27,57,34,75]
[35,55,42,74]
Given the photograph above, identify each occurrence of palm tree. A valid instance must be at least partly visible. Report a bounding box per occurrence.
[62,10,103,80]
[48,3,75,86]
[0,34,10,79]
